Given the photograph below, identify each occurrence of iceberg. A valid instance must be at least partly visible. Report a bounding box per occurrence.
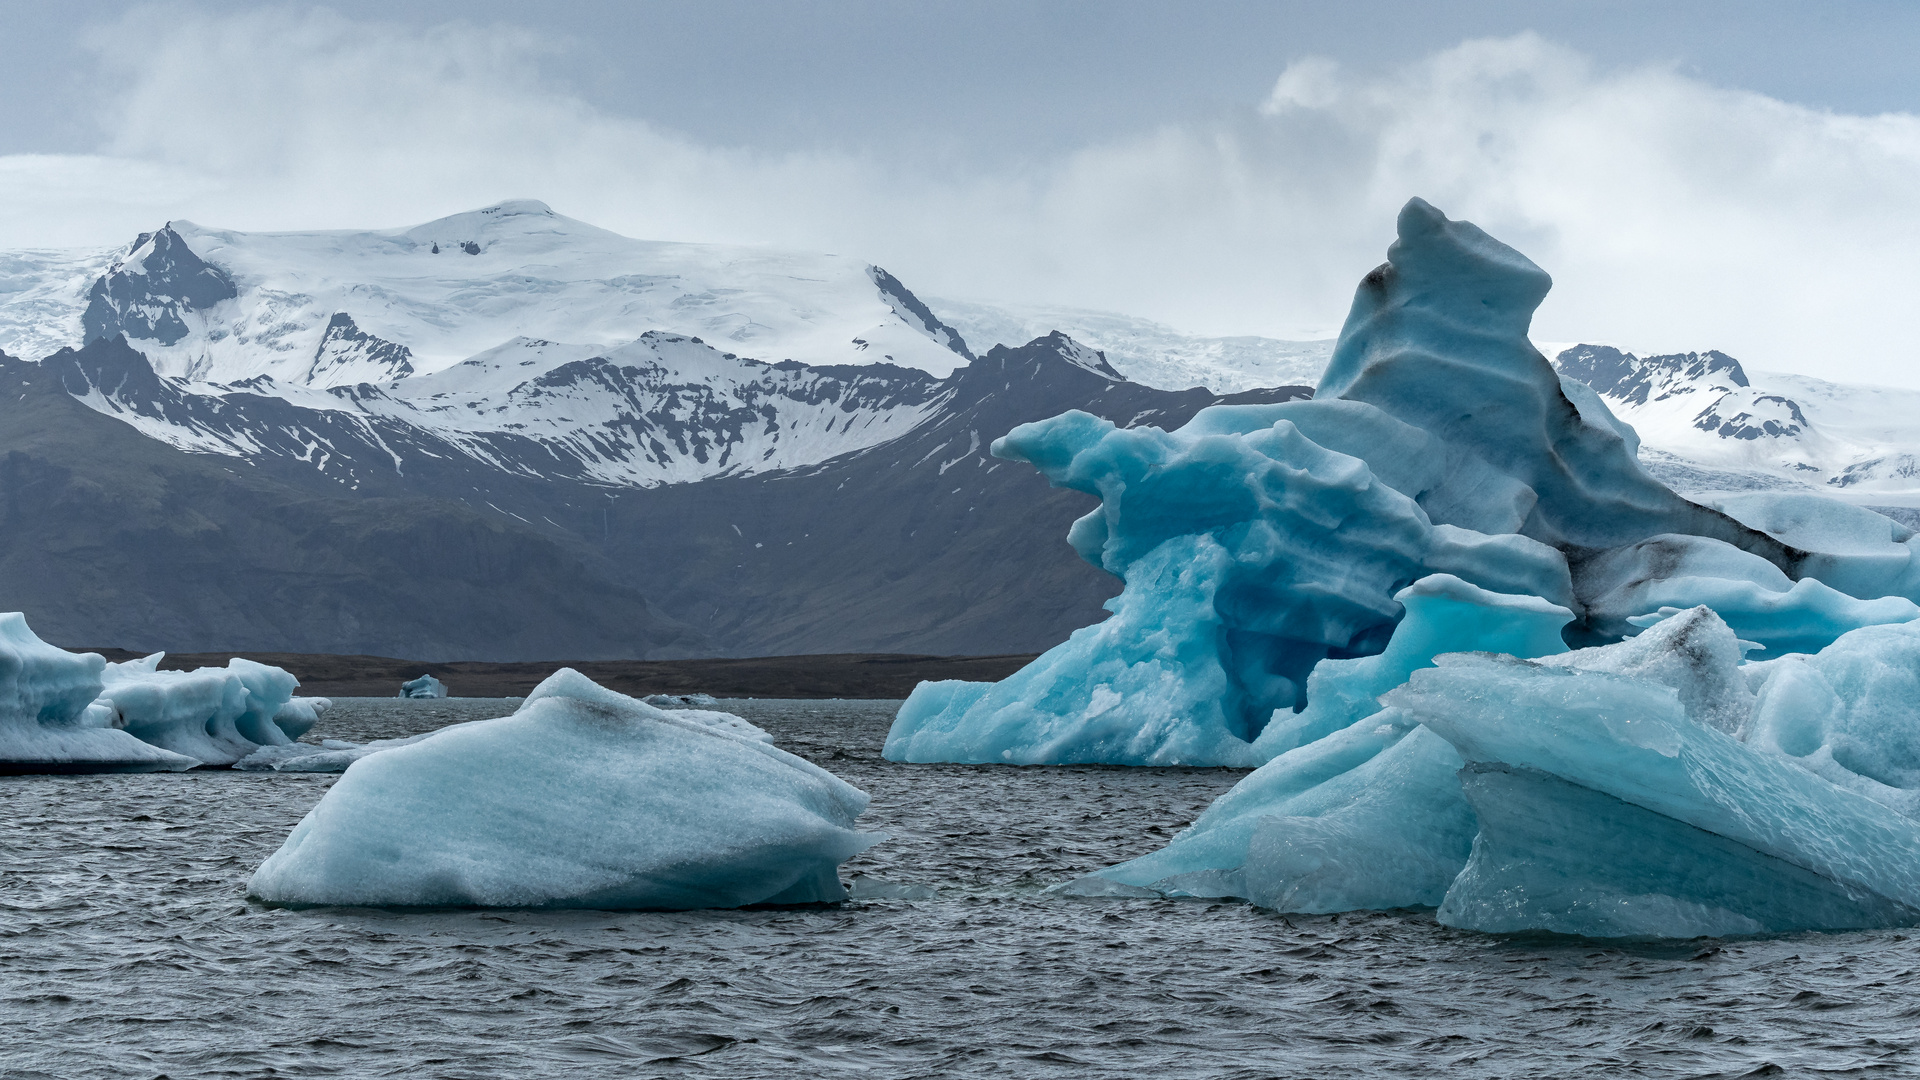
[645,692,720,707]
[0,613,198,773]
[248,669,879,908]
[97,653,302,766]
[885,415,1571,766]
[399,674,448,699]
[889,197,1920,770]
[1012,198,1920,936]
[1090,600,1920,936]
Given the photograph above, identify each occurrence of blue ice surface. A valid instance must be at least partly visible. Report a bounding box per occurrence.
[883,409,1570,766]
[1071,575,1572,910]
[248,669,880,909]
[1389,640,1920,937]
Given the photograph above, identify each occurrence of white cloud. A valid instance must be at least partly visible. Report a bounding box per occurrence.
[2,13,1918,385]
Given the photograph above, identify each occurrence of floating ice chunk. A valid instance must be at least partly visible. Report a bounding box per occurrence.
[234,732,439,773]
[645,693,720,707]
[98,654,300,766]
[1084,577,1572,907]
[1575,534,1919,657]
[272,696,332,740]
[1388,651,1920,936]
[0,614,197,773]
[399,674,448,699]
[247,669,879,908]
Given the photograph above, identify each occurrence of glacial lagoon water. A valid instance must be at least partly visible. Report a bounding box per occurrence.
[4,698,1918,1078]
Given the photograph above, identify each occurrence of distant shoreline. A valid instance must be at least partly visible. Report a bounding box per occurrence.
[69,648,1040,700]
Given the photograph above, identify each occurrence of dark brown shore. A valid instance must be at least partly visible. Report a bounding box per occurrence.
[73,649,1040,700]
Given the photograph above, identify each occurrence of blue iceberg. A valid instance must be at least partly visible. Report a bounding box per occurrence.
[248,669,879,909]
[1070,575,1572,910]
[96,653,305,766]
[904,196,1920,937]
[889,197,1920,774]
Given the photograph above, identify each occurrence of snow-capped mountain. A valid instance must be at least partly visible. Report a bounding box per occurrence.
[10,199,974,389]
[1549,344,1920,505]
[59,332,950,489]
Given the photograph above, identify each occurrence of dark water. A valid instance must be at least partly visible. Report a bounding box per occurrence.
[4,698,1918,1079]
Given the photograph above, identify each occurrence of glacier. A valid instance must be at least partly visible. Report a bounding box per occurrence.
[248,670,879,909]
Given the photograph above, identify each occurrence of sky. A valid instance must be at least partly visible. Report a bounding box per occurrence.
[2,1,1918,385]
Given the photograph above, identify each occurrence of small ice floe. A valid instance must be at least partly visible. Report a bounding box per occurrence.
[248,669,879,908]
[398,674,448,699]
[233,733,437,773]
[644,692,719,707]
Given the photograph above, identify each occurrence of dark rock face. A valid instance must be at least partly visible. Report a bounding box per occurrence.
[81,227,238,347]
[868,266,974,360]
[1554,344,1809,442]
[1557,345,1751,405]
[307,313,416,383]
[12,334,1312,660]
[0,348,704,661]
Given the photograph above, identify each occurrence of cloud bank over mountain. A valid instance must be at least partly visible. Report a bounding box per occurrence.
[2,9,1918,385]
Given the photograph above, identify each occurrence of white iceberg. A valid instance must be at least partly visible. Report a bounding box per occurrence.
[96,653,302,766]
[0,613,198,773]
[398,674,448,699]
[248,669,879,908]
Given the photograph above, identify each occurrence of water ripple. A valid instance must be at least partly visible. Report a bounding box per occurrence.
[2,697,1917,1077]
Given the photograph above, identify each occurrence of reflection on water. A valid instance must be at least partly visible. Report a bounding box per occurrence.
[2,697,1914,1077]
